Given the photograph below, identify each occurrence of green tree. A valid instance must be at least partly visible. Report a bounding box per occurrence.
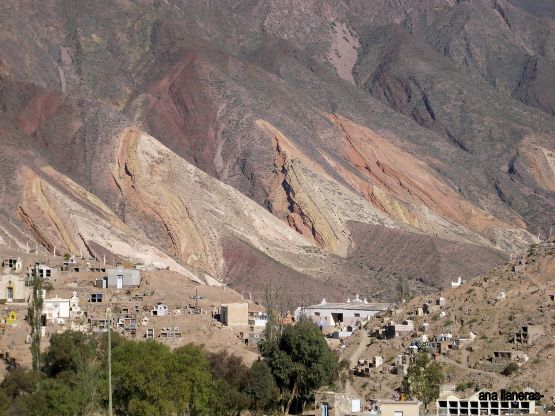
[171,344,220,416]
[259,317,338,414]
[43,331,104,414]
[32,378,83,416]
[207,350,250,415]
[0,388,11,415]
[263,283,285,342]
[112,340,176,416]
[243,360,279,413]
[0,368,40,400]
[405,353,444,409]
[2,377,81,416]
[43,331,98,377]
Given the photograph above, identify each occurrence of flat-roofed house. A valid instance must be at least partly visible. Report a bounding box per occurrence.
[314,391,362,416]
[295,296,390,328]
[383,320,415,339]
[102,267,141,289]
[31,263,59,280]
[248,303,268,327]
[220,303,248,327]
[513,324,544,344]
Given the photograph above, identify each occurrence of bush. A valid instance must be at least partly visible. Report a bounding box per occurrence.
[501,362,519,376]
[456,381,475,392]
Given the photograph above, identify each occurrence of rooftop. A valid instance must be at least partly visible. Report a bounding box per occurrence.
[302,297,391,311]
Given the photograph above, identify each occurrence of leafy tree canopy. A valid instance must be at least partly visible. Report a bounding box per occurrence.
[260,316,338,413]
[405,352,444,408]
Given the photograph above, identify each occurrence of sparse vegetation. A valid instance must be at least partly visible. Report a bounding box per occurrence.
[501,362,519,376]
[456,381,476,392]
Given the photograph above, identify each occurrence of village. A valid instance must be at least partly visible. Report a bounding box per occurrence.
[1,240,554,416]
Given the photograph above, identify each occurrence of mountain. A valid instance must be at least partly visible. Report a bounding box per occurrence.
[0,0,553,302]
[343,237,555,400]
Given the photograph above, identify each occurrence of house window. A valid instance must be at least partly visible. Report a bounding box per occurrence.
[314,312,320,316]
[90,293,103,303]
[7,287,13,302]
[354,313,361,318]
[394,411,403,416]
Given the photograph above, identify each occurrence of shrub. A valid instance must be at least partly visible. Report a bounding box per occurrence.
[501,362,519,376]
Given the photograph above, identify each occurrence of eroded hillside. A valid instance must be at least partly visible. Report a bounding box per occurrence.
[0,0,553,300]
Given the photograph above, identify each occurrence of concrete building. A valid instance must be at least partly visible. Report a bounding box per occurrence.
[159,327,181,339]
[491,350,526,364]
[30,263,59,280]
[0,274,29,304]
[2,257,22,273]
[152,303,168,316]
[247,331,265,347]
[248,304,268,327]
[102,267,141,289]
[436,389,536,415]
[43,295,71,321]
[513,324,544,344]
[380,400,421,416]
[295,296,390,328]
[314,391,361,416]
[383,320,415,339]
[62,255,79,272]
[248,311,268,327]
[220,303,249,327]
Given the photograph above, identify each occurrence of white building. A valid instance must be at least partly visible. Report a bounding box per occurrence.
[0,274,29,304]
[248,311,268,327]
[437,389,537,415]
[295,296,390,328]
[102,267,141,289]
[451,276,464,288]
[43,294,71,321]
[152,303,168,316]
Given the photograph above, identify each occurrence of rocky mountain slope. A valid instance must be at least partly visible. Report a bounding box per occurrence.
[344,237,555,401]
[0,0,553,301]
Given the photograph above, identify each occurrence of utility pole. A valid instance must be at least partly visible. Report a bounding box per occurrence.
[106,307,113,416]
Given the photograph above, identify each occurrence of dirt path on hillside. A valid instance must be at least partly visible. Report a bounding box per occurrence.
[343,329,370,395]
